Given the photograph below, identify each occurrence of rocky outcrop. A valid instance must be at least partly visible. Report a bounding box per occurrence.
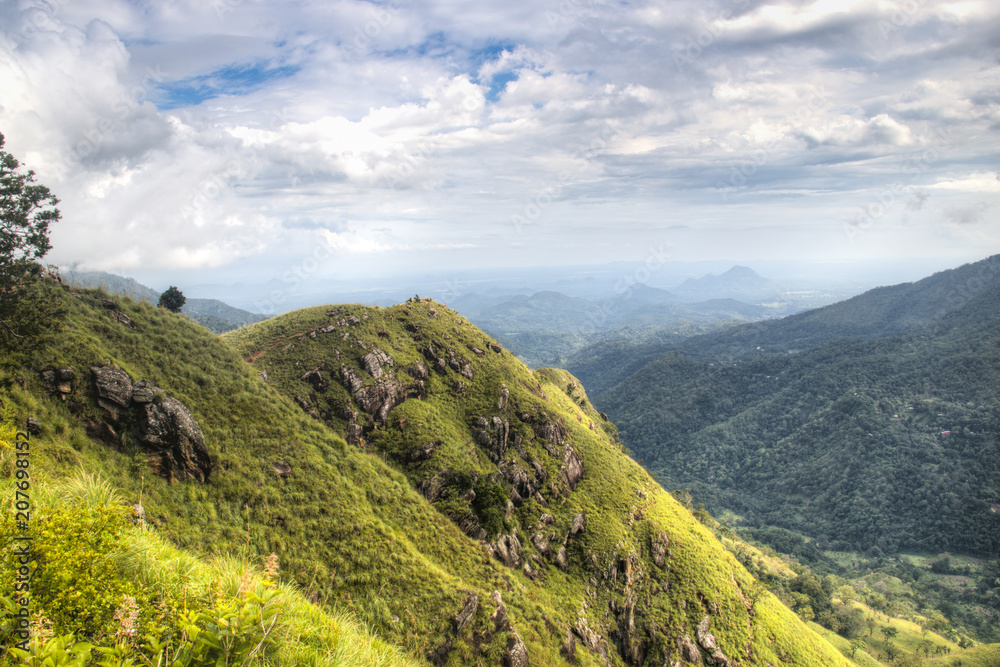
[338,365,405,423]
[138,396,213,483]
[676,635,703,665]
[91,366,132,416]
[560,445,584,492]
[408,439,441,462]
[300,366,328,391]
[651,532,670,568]
[362,348,394,379]
[88,366,212,483]
[489,533,522,568]
[695,616,732,666]
[611,597,648,666]
[475,416,510,462]
[570,512,586,536]
[453,591,479,633]
[490,591,528,667]
[456,512,488,541]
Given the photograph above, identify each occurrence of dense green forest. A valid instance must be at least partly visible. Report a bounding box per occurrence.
[566,256,1000,645]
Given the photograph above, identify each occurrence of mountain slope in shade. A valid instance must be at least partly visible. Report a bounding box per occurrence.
[592,257,1000,560]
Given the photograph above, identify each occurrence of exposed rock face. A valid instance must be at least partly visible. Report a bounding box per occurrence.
[362,348,394,379]
[409,439,441,462]
[354,380,404,423]
[651,532,670,568]
[131,380,157,404]
[339,366,365,394]
[612,597,648,666]
[453,591,479,633]
[555,545,568,570]
[456,512,488,541]
[91,366,133,416]
[561,445,584,492]
[338,365,405,423]
[26,417,41,435]
[570,512,586,536]
[475,416,510,462]
[489,533,523,568]
[574,616,606,660]
[300,366,328,391]
[677,635,703,665]
[535,421,566,451]
[490,591,528,667]
[138,396,213,483]
[532,532,551,557]
[695,616,732,666]
[272,461,292,478]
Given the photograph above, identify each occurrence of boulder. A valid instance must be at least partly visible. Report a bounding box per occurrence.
[91,366,133,417]
[677,635,703,665]
[570,512,586,536]
[489,533,522,568]
[300,367,328,391]
[131,380,157,404]
[138,397,212,483]
[409,439,441,462]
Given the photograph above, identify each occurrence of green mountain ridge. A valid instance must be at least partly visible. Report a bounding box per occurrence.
[0,278,854,666]
[62,269,266,333]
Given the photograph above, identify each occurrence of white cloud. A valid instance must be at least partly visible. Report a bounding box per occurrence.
[0,0,996,278]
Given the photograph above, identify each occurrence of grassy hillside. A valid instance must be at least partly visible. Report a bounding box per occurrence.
[62,269,265,333]
[0,278,857,665]
[0,473,417,666]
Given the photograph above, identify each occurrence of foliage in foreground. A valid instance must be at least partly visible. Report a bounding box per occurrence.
[0,472,418,667]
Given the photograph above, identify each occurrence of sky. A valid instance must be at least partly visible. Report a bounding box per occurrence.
[1,0,998,291]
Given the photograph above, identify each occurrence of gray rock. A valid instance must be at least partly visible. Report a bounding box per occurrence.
[696,616,732,666]
[677,635,703,665]
[489,533,522,568]
[138,396,212,483]
[131,380,157,404]
[25,417,41,435]
[570,512,586,536]
[555,545,568,571]
[91,366,133,416]
[561,446,584,492]
[651,532,670,568]
[453,591,479,633]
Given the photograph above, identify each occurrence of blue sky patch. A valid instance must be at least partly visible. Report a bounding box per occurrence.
[154,62,300,110]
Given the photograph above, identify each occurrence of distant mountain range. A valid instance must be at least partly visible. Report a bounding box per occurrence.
[450,269,804,367]
[63,270,266,333]
[674,265,783,302]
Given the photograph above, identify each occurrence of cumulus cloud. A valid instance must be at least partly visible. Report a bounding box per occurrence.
[0,0,997,277]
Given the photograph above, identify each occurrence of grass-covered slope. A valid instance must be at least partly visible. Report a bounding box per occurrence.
[225,297,853,665]
[0,473,417,666]
[0,281,855,665]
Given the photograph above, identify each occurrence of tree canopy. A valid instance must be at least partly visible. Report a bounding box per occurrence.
[0,131,61,340]
[158,286,186,313]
